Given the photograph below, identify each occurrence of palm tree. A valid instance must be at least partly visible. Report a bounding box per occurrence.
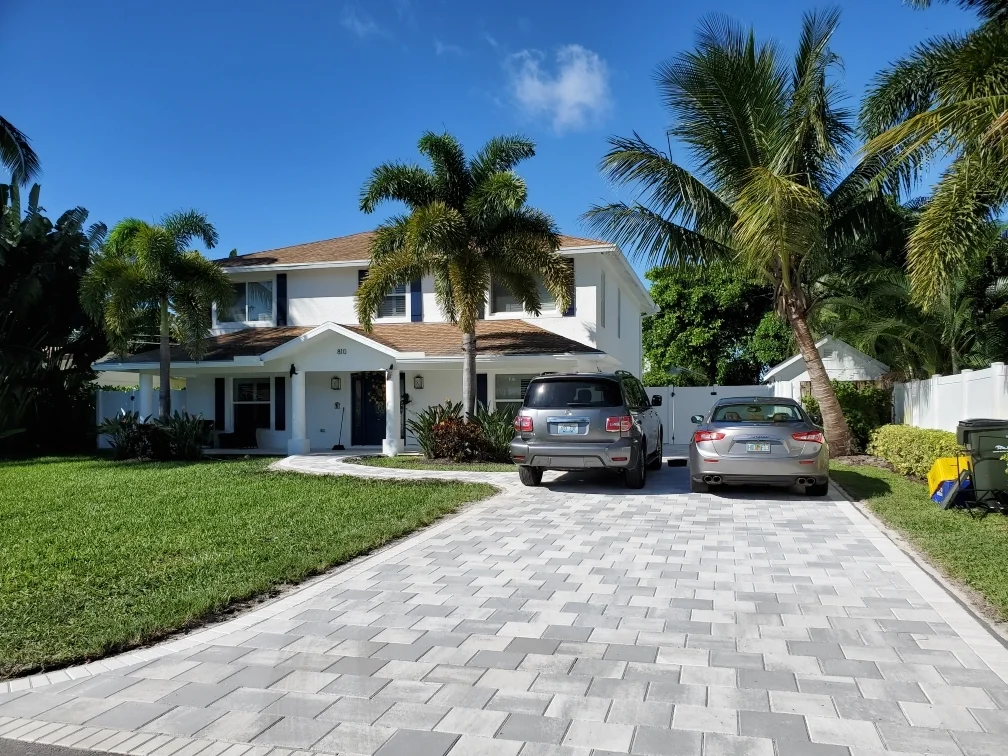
[80,211,234,420]
[357,131,572,418]
[584,9,888,456]
[1,116,41,186]
[861,0,1008,305]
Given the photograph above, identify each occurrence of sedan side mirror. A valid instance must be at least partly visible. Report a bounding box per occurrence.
[651,394,662,407]
[690,414,704,423]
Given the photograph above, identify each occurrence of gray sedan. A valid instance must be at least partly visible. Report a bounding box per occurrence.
[688,397,829,495]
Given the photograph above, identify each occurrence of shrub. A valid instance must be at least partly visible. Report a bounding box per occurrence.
[406,400,463,458]
[867,424,963,478]
[155,412,211,460]
[98,410,152,460]
[472,405,515,463]
[802,381,892,453]
[430,416,492,462]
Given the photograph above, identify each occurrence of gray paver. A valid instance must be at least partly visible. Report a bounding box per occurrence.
[4,462,1008,756]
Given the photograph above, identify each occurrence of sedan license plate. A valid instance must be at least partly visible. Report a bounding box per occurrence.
[746,442,771,453]
[557,423,580,435]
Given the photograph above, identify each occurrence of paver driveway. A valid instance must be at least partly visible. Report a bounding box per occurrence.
[2,459,1008,756]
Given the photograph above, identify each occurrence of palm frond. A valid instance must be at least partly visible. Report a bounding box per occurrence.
[417,131,470,209]
[359,163,437,213]
[0,116,41,186]
[469,135,536,185]
[161,209,219,252]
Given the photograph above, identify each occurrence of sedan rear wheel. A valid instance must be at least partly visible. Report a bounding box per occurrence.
[518,466,543,487]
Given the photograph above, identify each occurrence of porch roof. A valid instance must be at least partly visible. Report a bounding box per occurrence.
[94,321,602,370]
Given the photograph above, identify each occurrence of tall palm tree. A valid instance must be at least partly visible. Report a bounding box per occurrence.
[861,0,1008,305]
[1,116,41,186]
[80,211,234,420]
[584,9,887,455]
[357,131,572,418]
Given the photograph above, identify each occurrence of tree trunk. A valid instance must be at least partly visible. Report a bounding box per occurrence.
[784,294,851,456]
[461,330,476,420]
[158,297,171,421]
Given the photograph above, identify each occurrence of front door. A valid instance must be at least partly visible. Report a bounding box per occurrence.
[351,372,386,446]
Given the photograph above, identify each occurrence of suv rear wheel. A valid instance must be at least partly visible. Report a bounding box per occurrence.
[518,465,543,487]
[625,444,646,489]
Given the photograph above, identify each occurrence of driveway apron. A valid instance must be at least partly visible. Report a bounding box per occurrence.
[2,458,1007,756]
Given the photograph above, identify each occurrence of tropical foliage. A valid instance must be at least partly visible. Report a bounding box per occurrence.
[405,399,512,462]
[0,116,40,186]
[861,0,1008,305]
[97,409,211,460]
[357,131,572,418]
[585,10,890,454]
[80,211,234,421]
[0,184,108,453]
[641,266,792,386]
[802,382,892,453]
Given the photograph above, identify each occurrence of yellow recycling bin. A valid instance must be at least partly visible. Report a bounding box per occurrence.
[927,456,972,508]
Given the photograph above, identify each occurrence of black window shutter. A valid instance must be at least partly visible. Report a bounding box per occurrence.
[410,279,422,322]
[274,376,286,431]
[214,378,225,430]
[563,260,576,316]
[476,373,488,409]
[358,269,367,287]
[276,274,287,326]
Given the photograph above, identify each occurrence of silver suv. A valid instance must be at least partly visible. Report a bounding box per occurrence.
[509,371,664,489]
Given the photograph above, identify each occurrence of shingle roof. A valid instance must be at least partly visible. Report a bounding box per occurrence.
[96,321,600,365]
[95,327,312,364]
[217,231,609,268]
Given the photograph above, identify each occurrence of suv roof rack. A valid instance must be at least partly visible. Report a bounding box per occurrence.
[614,369,634,376]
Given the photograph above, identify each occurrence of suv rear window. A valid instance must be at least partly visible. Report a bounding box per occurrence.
[524,378,623,408]
[712,403,804,423]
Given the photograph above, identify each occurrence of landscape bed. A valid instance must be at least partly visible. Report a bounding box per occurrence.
[0,456,493,679]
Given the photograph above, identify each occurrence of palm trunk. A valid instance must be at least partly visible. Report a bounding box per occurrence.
[784,294,851,456]
[158,297,171,421]
[461,330,476,420]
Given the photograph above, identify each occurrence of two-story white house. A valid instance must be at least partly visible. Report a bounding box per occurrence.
[94,231,657,455]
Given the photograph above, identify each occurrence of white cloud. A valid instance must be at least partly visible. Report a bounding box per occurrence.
[340,4,387,38]
[506,44,611,132]
[434,39,463,56]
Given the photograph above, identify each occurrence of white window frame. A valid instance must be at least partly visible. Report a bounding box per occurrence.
[359,270,409,322]
[232,377,273,431]
[493,373,536,415]
[216,278,275,327]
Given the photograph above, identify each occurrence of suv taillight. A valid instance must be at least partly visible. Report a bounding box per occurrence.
[792,430,824,444]
[693,430,726,442]
[606,416,632,433]
[514,415,533,432]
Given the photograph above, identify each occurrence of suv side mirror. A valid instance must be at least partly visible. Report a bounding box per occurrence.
[690,414,704,423]
[651,394,662,407]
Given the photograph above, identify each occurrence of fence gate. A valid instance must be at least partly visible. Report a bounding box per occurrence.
[646,385,774,445]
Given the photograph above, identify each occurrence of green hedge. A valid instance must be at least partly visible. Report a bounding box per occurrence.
[803,381,892,453]
[866,424,963,478]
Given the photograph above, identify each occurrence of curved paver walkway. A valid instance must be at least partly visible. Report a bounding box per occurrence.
[3,457,1008,756]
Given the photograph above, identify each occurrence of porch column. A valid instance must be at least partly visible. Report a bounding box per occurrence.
[287,368,310,455]
[138,374,154,419]
[383,367,400,456]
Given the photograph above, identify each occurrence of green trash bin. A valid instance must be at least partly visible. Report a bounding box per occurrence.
[957,419,1008,511]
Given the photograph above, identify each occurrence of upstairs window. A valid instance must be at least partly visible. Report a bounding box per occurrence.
[220,280,273,323]
[358,270,407,318]
[490,265,573,315]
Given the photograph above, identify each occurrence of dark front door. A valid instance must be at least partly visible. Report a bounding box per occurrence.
[352,372,385,446]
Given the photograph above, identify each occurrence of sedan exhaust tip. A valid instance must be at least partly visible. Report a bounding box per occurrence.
[702,475,722,484]
[795,477,814,486]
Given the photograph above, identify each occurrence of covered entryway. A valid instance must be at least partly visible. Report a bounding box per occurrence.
[351,371,387,446]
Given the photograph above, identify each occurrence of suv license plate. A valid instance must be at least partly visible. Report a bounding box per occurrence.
[557,423,580,435]
[746,442,771,453]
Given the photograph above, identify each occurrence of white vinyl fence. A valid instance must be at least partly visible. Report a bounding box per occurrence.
[646,384,773,445]
[892,362,1008,432]
[96,389,187,449]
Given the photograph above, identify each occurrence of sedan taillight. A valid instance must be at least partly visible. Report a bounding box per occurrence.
[605,416,632,433]
[792,430,824,444]
[693,430,726,442]
[514,415,533,433]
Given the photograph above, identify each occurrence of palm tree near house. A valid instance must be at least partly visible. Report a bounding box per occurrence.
[861,0,1008,306]
[357,131,572,419]
[80,211,234,421]
[584,9,890,456]
[0,116,40,186]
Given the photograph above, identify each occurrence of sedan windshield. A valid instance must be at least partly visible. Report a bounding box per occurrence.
[524,379,623,408]
[712,403,804,423]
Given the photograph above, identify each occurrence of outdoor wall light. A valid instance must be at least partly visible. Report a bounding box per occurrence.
[413,375,424,390]
[289,363,297,377]
[331,376,341,391]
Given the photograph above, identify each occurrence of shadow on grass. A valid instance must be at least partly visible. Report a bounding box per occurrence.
[832,465,893,499]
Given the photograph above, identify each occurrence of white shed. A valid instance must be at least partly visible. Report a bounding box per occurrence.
[764,336,889,399]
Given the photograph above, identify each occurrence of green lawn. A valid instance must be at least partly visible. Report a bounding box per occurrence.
[0,456,492,679]
[832,463,1008,620]
[348,455,515,472]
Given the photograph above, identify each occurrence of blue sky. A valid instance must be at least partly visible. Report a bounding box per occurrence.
[4,0,972,277]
